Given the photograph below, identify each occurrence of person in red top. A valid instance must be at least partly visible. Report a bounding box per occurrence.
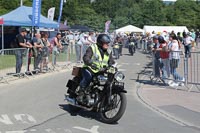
[157,36,170,80]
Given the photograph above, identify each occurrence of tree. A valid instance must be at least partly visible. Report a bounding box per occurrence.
[1,0,200,30]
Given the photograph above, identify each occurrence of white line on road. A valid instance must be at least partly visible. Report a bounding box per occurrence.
[14,114,37,124]
[5,131,26,133]
[74,126,99,133]
[45,128,56,133]
[0,114,13,125]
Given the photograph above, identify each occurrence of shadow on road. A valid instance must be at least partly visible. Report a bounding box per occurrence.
[59,104,118,124]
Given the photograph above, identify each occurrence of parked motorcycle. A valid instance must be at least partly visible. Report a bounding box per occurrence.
[65,65,127,124]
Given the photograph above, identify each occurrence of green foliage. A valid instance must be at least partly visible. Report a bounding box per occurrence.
[0,0,200,31]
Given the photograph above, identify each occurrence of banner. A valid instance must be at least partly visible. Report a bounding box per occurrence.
[32,0,42,27]
[58,0,64,23]
[105,20,111,33]
[64,20,67,25]
[0,17,4,25]
[47,7,55,21]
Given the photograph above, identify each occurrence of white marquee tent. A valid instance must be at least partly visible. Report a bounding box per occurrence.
[115,25,144,33]
[143,25,189,34]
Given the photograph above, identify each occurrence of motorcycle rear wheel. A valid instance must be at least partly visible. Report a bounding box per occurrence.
[99,92,127,124]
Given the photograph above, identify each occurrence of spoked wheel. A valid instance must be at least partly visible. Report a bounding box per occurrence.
[100,92,127,124]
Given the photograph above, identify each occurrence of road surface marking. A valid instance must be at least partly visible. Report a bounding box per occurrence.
[5,131,26,133]
[14,114,37,124]
[0,114,13,125]
[74,125,99,133]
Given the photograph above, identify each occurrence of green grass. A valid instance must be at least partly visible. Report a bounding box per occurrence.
[53,52,76,62]
[0,55,16,70]
[0,52,77,70]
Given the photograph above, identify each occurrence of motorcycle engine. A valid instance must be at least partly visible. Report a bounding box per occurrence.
[78,88,99,107]
[78,93,95,107]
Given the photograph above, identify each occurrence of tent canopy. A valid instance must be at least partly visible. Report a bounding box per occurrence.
[59,23,70,31]
[0,6,59,28]
[69,25,91,32]
[143,25,189,34]
[115,25,144,33]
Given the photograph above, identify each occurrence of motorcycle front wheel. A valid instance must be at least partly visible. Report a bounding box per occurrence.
[99,92,127,124]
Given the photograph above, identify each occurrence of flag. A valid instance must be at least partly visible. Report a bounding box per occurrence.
[58,0,64,23]
[64,20,67,25]
[47,7,55,21]
[32,0,42,27]
[0,17,4,25]
[105,20,111,33]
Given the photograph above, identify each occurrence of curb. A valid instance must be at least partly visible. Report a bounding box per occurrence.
[135,74,200,129]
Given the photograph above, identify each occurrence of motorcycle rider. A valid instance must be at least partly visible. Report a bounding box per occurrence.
[79,34,115,94]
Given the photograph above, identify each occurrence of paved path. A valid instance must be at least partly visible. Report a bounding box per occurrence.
[136,60,200,129]
[0,48,200,133]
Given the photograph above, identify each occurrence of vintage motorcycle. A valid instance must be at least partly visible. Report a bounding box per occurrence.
[65,65,127,124]
[128,42,136,56]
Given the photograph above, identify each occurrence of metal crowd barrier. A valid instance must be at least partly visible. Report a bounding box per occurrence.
[0,48,29,83]
[151,50,200,92]
[185,51,200,91]
[0,44,80,84]
[50,44,77,70]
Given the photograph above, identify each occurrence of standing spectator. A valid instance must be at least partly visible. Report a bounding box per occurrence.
[182,30,187,48]
[118,34,123,56]
[113,36,120,59]
[195,29,200,48]
[53,33,63,66]
[81,33,90,56]
[32,33,43,71]
[87,32,96,44]
[168,34,184,84]
[25,30,33,72]
[183,32,194,58]
[152,35,161,78]
[142,34,147,52]
[66,31,75,54]
[191,29,196,40]
[177,32,183,49]
[157,36,170,80]
[41,32,51,72]
[75,32,83,63]
[15,28,32,74]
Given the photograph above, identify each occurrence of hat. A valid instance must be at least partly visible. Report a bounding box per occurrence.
[83,33,88,37]
[20,28,27,32]
[158,35,165,43]
[153,35,158,40]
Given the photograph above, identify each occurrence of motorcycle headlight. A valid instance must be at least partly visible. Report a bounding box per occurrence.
[97,75,108,85]
[114,72,125,81]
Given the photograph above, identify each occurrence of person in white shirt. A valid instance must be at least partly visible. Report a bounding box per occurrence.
[66,31,75,54]
[87,32,96,44]
[168,34,184,83]
[76,33,90,62]
[183,32,194,58]
[74,33,82,63]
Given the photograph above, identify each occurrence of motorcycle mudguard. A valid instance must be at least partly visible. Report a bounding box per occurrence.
[112,82,127,93]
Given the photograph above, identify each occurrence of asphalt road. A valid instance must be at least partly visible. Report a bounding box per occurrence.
[0,48,199,133]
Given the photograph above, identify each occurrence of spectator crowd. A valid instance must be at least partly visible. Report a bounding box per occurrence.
[14,27,200,85]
